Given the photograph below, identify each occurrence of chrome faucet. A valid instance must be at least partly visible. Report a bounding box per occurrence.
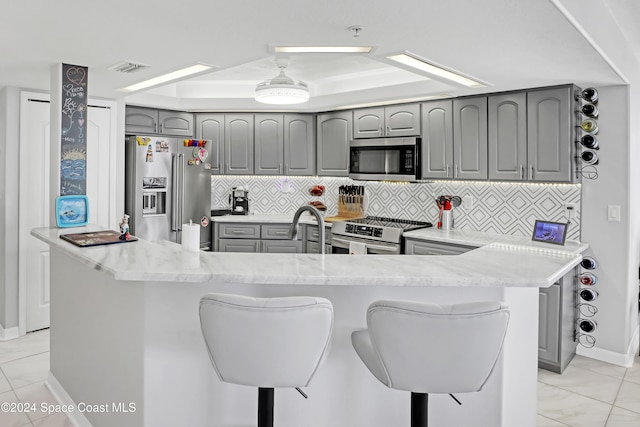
[289,205,325,254]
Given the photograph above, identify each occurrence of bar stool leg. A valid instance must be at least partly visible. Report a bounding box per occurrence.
[411,392,428,427]
[258,387,274,427]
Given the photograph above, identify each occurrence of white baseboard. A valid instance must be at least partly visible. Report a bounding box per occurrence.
[45,373,93,427]
[576,324,640,368]
[0,325,20,341]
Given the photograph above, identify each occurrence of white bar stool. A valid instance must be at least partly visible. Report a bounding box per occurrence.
[351,300,509,427]
[199,293,334,427]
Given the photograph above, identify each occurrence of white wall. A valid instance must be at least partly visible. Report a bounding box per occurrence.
[0,87,21,331]
[555,0,640,365]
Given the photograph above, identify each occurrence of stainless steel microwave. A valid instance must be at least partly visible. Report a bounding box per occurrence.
[348,137,422,181]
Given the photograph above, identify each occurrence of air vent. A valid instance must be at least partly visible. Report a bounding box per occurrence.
[108,61,149,74]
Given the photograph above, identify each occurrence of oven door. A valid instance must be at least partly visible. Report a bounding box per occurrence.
[331,235,400,255]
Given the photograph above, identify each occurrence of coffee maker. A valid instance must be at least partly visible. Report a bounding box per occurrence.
[229,187,249,215]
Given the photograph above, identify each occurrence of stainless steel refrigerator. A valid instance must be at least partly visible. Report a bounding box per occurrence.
[125,135,212,250]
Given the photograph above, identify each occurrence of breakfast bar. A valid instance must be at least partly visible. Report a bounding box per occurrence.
[32,226,583,427]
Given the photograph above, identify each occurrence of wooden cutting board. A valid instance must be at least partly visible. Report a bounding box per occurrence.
[324,215,365,223]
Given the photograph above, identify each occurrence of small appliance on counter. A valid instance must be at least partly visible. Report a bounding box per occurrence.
[229,187,249,215]
[436,195,461,230]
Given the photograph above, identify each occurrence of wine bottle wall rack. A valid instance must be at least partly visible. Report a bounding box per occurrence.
[576,256,599,348]
[575,87,600,180]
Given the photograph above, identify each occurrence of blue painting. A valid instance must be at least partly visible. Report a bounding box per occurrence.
[56,195,89,228]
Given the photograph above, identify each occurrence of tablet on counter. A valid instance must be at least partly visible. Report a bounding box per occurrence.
[531,220,568,246]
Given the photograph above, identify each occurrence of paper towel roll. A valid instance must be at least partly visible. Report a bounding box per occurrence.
[182,223,200,252]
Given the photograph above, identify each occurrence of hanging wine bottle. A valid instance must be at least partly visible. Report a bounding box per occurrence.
[581,119,599,134]
[582,88,599,104]
[580,134,599,150]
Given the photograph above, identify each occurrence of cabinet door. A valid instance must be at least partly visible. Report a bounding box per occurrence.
[453,97,488,180]
[225,114,254,174]
[527,87,573,182]
[261,224,293,240]
[159,111,194,137]
[255,114,284,175]
[284,114,315,175]
[385,104,421,137]
[261,240,303,253]
[125,106,158,134]
[405,239,477,255]
[195,114,224,175]
[317,111,352,176]
[218,238,260,253]
[421,100,454,179]
[538,284,560,364]
[488,93,527,180]
[353,107,384,138]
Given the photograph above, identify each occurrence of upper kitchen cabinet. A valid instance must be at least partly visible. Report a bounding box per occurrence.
[125,106,194,137]
[353,104,421,138]
[225,114,254,175]
[195,114,224,175]
[421,100,454,179]
[527,86,577,182]
[254,114,315,176]
[488,92,527,181]
[453,96,488,180]
[255,114,284,175]
[284,114,315,175]
[317,111,352,176]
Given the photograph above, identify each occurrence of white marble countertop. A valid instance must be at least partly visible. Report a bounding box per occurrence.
[404,227,588,254]
[33,225,583,288]
[211,214,332,227]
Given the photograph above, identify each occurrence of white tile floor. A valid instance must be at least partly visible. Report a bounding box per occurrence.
[1,329,639,426]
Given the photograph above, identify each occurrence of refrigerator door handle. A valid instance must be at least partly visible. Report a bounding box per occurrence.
[177,153,185,231]
[171,154,179,231]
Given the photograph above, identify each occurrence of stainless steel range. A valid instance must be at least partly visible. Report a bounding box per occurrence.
[331,216,433,255]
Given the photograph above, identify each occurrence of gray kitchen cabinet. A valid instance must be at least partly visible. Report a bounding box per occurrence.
[225,114,254,175]
[404,238,477,255]
[218,238,260,253]
[254,114,315,176]
[214,222,302,253]
[453,96,488,180]
[538,267,577,373]
[527,86,576,182]
[195,114,224,175]
[304,224,332,254]
[488,92,528,181]
[261,239,303,253]
[125,106,194,137]
[421,100,454,179]
[353,104,421,138]
[317,111,352,176]
[284,114,315,175]
[255,114,284,175]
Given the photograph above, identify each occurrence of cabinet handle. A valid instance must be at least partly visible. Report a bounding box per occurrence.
[446,164,451,178]
[386,126,390,136]
[519,165,524,180]
[379,127,383,136]
[284,164,288,175]
[259,241,263,252]
[454,164,458,178]
[159,123,163,133]
[529,165,534,180]
[279,163,283,174]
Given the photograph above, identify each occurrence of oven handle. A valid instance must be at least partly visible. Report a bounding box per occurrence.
[331,237,399,254]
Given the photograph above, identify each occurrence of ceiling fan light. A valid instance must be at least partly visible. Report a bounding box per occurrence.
[255,64,310,104]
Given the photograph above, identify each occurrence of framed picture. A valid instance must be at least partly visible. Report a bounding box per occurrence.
[56,195,89,228]
[531,220,568,246]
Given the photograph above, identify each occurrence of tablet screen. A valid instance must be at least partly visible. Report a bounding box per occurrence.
[532,220,568,245]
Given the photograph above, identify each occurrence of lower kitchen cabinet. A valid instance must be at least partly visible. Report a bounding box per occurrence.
[304,224,332,254]
[214,222,303,253]
[538,268,577,373]
[405,237,577,373]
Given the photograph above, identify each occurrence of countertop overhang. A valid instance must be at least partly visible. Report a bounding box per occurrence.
[32,225,584,288]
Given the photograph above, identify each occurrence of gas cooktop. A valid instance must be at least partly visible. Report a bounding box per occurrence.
[346,216,433,231]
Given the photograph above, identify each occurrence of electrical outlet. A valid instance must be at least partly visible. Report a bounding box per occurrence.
[462,195,474,209]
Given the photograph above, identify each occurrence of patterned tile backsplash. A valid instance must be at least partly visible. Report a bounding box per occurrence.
[212,176,582,240]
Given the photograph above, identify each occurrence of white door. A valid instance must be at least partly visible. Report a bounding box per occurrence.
[19,92,117,333]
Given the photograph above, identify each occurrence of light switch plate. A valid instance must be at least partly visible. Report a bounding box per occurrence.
[608,205,621,222]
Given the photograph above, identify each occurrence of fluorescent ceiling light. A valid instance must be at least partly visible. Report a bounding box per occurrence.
[274,46,373,54]
[121,64,213,92]
[387,53,486,88]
